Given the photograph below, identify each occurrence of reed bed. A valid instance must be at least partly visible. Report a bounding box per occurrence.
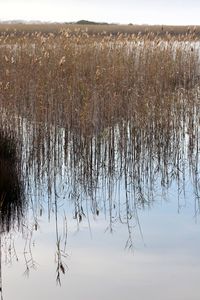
[0,23,200,37]
[0,29,199,231]
[0,31,199,126]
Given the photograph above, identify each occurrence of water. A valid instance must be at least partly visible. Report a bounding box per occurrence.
[2,189,200,300]
[0,113,199,299]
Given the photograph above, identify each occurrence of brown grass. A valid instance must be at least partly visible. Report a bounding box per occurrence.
[0,23,200,37]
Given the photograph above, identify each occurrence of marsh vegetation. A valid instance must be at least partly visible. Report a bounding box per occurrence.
[0,25,199,295]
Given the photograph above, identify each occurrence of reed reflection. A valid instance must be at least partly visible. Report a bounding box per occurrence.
[0,86,199,234]
[0,130,25,299]
[0,130,25,233]
[0,85,199,285]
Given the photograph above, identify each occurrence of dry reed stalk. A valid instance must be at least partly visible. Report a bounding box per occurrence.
[0,29,199,225]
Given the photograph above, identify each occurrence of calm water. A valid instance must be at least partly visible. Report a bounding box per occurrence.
[2,187,200,300]
[0,116,199,300]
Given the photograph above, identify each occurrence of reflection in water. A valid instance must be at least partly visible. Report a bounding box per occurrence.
[21,89,199,224]
[0,131,25,233]
[0,86,199,283]
[0,96,199,290]
[0,130,25,299]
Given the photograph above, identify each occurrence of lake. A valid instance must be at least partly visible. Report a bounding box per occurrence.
[0,106,199,300]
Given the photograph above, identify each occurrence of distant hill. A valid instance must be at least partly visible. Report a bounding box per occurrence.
[76,20,109,25]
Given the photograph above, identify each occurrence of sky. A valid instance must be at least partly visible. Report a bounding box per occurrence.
[0,0,200,25]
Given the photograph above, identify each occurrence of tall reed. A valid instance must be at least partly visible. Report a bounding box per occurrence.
[0,28,199,229]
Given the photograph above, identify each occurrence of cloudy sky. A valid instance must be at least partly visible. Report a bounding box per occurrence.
[0,0,199,25]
